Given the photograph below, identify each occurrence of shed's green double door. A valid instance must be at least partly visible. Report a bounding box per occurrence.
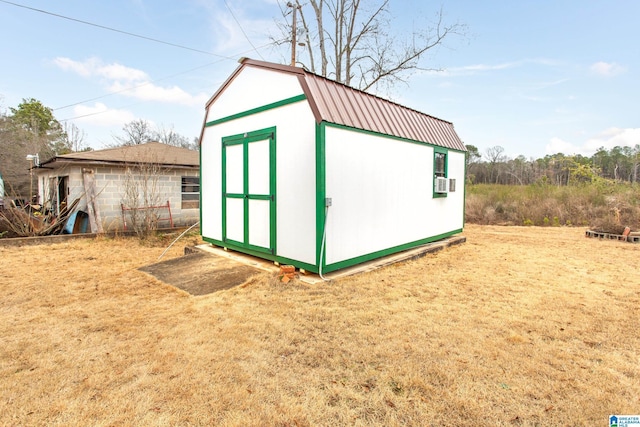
[222,128,276,254]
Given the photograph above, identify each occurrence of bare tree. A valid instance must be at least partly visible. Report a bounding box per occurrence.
[274,0,467,92]
[485,146,506,184]
[112,119,153,146]
[154,124,198,150]
[112,120,197,150]
[62,122,88,153]
[121,151,164,239]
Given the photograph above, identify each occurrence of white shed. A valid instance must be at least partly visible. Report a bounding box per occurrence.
[200,58,467,274]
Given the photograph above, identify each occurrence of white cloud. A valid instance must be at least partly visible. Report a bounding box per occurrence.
[426,61,522,77]
[534,78,570,90]
[590,61,627,77]
[458,62,521,72]
[202,3,276,56]
[423,58,565,77]
[108,81,209,106]
[98,63,149,82]
[72,103,136,127]
[585,127,640,151]
[213,14,248,53]
[545,128,640,156]
[53,57,95,77]
[545,137,584,155]
[53,57,206,105]
[53,57,148,81]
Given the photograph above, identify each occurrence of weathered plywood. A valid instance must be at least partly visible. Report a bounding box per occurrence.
[139,251,262,296]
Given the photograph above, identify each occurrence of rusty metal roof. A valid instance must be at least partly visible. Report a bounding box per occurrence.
[236,59,466,152]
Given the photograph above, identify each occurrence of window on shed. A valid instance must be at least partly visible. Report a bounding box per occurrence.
[181,176,200,209]
[433,149,449,198]
[434,152,446,178]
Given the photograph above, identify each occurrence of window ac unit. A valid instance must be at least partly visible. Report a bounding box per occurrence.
[435,177,448,193]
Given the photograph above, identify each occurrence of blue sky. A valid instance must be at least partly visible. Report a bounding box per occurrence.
[0,0,638,159]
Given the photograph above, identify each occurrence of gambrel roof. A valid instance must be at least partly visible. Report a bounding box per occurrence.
[207,58,466,152]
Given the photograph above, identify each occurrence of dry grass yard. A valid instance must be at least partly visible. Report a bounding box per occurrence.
[1,225,639,426]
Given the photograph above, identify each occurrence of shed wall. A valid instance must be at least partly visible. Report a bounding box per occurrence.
[201,100,317,264]
[206,67,303,123]
[324,126,465,265]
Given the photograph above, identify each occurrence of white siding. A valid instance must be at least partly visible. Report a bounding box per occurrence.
[206,67,304,123]
[324,126,465,265]
[200,126,223,240]
[201,99,317,265]
[274,103,317,264]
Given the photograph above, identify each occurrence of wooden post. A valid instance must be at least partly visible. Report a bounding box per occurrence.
[82,168,104,233]
[288,2,299,66]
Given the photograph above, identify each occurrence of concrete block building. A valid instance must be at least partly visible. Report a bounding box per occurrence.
[35,142,199,232]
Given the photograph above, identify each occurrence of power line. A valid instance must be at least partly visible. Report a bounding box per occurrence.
[0,0,233,59]
[58,101,146,123]
[223,0,265,61]
[53,61,221,111]
[52,40,274,115]
[0,1,279,122]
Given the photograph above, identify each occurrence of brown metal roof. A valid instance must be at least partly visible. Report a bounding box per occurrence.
[235,58,467,152]
[40,142,199,168]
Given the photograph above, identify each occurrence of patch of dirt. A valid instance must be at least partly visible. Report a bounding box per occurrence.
[139,251,260,295]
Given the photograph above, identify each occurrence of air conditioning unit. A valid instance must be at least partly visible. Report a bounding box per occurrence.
[435,177,448,193]
[449,178,456,192]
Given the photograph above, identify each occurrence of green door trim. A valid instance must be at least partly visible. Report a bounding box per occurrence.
[321,228,463,274]
[222,127,277,255]
[315,122,327,271]
[205,94,307,127]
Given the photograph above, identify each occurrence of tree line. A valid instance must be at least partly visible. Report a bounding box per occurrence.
[466,144,640,186]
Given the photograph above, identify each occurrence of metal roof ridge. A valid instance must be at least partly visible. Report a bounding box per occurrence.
[239,58,455,126]
[206,59,465,151]
[298,68,455,126]
[239,58,306,75]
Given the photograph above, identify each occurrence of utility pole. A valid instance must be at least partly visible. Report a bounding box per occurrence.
[287,2,300,66]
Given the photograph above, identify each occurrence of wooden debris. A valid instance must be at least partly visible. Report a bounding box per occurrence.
[0,197,82,237]
[585,228,639,243]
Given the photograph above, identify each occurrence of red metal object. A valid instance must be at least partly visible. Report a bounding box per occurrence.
[121,200,174,230]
